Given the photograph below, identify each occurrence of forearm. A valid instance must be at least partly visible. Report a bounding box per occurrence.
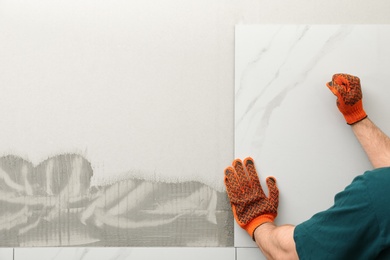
[352,117,390,168]
[254,222,298,260]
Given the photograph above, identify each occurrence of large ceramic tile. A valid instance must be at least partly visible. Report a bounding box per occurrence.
[235,25,390,246]
[14,247,235,260]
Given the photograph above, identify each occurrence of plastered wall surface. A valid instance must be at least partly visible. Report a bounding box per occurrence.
[1,0,390,259]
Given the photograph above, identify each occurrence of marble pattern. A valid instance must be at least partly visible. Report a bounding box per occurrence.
[235,25,390,247]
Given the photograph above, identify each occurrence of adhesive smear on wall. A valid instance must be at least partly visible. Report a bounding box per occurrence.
[0,154,233,246]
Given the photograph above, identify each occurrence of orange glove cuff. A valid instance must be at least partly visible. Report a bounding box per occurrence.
[340,99,367,125]
[242,214,276,240]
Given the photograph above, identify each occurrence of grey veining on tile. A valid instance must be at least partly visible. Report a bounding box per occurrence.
[236,25,356,156]
[235,25,390,247]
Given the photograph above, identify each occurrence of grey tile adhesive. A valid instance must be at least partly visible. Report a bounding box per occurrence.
[0,154,233,247]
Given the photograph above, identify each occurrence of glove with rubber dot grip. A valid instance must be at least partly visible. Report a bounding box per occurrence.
[326,73,367,125]
[224,157,279,240]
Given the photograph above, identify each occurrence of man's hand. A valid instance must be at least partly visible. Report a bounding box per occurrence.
[224,157,279,240]
[326,73,367,125]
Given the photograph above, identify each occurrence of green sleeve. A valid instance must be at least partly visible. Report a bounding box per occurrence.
[294,170,389,260]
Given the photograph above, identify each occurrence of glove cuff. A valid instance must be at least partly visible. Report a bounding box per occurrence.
[243,213,276,240]
[342,100,367,125]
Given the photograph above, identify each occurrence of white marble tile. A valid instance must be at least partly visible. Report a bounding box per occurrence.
[0,248,13,260]
[236,247,266,260]
[235,25,390,246]
[14,247,235,260]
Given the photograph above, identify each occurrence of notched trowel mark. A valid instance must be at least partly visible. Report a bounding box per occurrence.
[0,154,233,247]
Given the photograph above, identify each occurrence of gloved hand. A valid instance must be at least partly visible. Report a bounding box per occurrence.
[224,157,279,240]
[326,73,367,125]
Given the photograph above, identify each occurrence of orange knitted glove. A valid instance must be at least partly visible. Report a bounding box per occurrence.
[224,157,279,240]
[326,73,367,125]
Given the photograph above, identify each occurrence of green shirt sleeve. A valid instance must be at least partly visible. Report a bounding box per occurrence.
[294,168,390,259]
